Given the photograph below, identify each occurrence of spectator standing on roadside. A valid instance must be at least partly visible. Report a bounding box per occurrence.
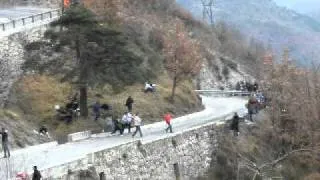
[32,166,41,180]
[125,96,134,112]
[164,113,173,133]
[132,113,143,137]
[93,101,101,121]
[230,112,240,136]
[0,127,10,158]
[122,112,132,133]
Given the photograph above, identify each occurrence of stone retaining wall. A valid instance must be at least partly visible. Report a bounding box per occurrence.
[40,123,222,180]
[0,24,49,106]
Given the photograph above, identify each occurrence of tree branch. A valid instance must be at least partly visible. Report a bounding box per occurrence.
[259,148,316,170]
[239,148,319,180]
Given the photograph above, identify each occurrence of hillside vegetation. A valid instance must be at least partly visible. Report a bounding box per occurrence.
[200,56,320,179]
[178,0,320,66]
[3,0,263,146]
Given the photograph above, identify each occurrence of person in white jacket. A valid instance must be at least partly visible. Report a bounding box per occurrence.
[122,112,132,133]
[132,113,143,137]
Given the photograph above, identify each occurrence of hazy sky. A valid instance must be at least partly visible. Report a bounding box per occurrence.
[274,0,320,13]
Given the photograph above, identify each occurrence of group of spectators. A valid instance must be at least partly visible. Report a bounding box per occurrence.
[55,80,157,124]
[1,82,169,178]
[235,81,259,92]
[110,96,173,137]
[111,111,143,137]
[230,82,266,136]
[55,93,80,123]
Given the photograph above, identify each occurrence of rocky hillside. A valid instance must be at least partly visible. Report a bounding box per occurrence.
[177,0,320,66]
[0,109,50,149]
[2,0,259,147]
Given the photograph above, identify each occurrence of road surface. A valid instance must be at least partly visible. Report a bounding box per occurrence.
[0,96,247,179]
[0,7,52,22]
[0,7,58,37]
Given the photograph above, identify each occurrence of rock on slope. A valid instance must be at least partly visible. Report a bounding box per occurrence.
[0,110,51,149]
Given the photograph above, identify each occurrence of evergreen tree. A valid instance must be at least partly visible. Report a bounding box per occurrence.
[39,5,142,117]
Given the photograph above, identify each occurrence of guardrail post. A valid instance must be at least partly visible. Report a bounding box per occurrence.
[49,11,52,18]
[1,24,5,31]
[12,20,15,28]
[22,18,25,26]
[31,16,34,23]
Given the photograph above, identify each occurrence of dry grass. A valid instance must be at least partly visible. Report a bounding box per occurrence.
[6,0,206,139]
[10,73,201,136]
[304,173,320,180]
[13,75,72,123]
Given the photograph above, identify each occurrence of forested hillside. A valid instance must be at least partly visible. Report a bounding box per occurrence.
[3,0,263,146]
[178,0,320,66]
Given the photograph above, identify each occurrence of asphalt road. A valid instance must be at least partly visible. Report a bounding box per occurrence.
[0,96,247,179]
[0,7,52,23]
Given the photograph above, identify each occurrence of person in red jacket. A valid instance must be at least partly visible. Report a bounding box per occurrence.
[164,113,173,133]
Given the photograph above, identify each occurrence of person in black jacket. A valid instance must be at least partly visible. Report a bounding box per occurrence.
[125,96,134,112]
[230,113,240,136]
[32,166,42,180]
[0,128,10,158]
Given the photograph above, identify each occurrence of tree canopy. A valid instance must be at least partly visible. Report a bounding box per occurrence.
[24,5,146,89]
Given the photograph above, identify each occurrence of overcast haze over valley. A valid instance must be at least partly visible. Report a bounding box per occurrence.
[275,0,320,14]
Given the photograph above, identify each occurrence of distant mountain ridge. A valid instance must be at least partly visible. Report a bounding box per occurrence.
[177,0,320,65]
[310,11,320,22]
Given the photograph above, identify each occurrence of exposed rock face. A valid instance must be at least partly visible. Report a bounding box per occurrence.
[40,123,222,180]
[0,25,48,106]
[199,50,254,90]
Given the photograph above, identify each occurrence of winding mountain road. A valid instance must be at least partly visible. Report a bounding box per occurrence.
[0,96,247,179]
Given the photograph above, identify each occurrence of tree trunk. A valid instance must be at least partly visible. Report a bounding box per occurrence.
[196,74,201,90]
[170,76,177,102]
[76,38,88,118]
[79,85,88,117]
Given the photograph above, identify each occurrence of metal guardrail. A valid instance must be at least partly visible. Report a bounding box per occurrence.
[0,9,60,32]
[195,90,252,96]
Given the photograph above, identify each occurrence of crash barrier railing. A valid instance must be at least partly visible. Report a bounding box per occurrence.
[0,9,60,32]
[67,130,92,142]
[195,90,252,96]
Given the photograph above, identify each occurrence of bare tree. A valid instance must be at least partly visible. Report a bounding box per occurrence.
[162,20,203,102]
